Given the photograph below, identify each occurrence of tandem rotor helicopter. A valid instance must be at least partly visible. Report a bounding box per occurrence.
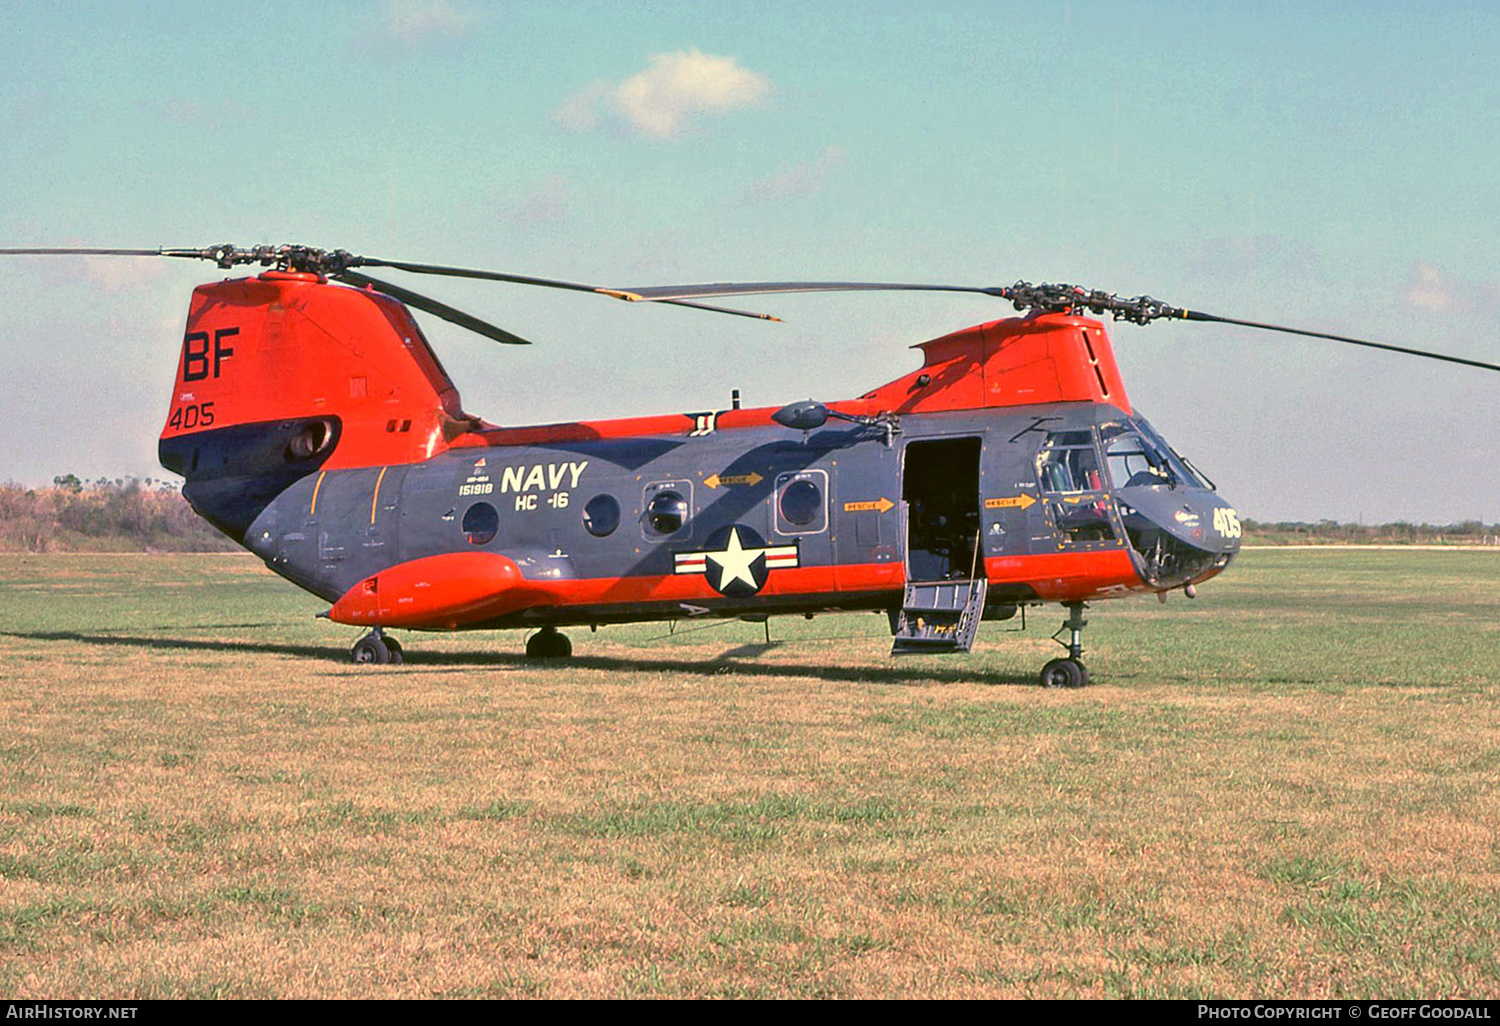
[6,244,1498,687]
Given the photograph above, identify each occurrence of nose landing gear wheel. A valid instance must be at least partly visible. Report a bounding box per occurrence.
[526,627,573,660]
[1039,601,1090,687]
[1039,657,1088,689]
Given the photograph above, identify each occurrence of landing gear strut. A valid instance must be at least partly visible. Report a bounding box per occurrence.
[526,626,573,660]
[351,627,403,665]
[1039,602,1089,688]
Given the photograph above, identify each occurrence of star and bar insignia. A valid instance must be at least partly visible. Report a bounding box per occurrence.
[673,525,798,597]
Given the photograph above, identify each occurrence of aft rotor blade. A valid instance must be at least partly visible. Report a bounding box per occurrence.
[352,257,639,300]
[1178,309,1500,373]
[335,270,532,346]
[357,257,783,320]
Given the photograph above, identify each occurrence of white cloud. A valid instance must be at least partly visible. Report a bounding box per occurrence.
[356,1,480,56]
[554,50,772,140]
[1399,262,1462,313]
[742,146,845,204]
[383,0,479,43]
[503,176,573,230]
[1183,236,1326,283]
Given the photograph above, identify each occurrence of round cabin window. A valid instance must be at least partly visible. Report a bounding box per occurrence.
[462,502,499,545]
[646,490,688,535]
[583,494,620,537]
[779,478,822,526]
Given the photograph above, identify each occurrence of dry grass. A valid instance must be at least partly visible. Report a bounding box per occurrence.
[1,551,1498,998]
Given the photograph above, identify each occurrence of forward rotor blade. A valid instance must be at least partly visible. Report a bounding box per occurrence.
[624,278,1500,373]
[1178,309,1500,373]
[0,245,277,266]
[617,281,1011,302]
[334,270,532,346]
[0,246,170,258]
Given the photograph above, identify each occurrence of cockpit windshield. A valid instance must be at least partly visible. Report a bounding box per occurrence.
[1099,419,1212,491]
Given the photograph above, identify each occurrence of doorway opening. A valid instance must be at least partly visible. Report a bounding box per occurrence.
[902,437,982,581]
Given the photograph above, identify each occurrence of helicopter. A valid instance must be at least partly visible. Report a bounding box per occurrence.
[5,244,1497,687]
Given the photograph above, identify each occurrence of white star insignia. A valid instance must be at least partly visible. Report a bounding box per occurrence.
[706,527,761,591]
[672,527,799,594]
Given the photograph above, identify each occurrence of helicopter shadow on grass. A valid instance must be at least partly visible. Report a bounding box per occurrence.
[1,629,1038,688]
[1,629,345,663]
[409,647,1038,689]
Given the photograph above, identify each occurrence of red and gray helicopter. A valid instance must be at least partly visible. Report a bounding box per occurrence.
[7,244,1497,686]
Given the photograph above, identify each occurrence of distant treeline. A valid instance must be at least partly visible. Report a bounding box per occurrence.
[1242,519,1500,546]
[3,478,1498,552]
[0,478,238,552]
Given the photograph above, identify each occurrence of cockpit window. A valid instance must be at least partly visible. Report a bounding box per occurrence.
[1035,432,1117,545]
[1134,417,1212,489]
[1100,419,1211,490]
[1101,426,1171,488]
[1037,437,1104,494]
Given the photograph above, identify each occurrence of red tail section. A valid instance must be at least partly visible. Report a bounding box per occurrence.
[160,271,472,471]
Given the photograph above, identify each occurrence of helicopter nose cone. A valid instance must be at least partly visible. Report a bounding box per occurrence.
[1114,488,1241,589]
[1170,496,1243,556]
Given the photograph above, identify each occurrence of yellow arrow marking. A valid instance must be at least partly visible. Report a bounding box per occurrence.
[843,497,896,514]
[985,494,1038,510]
[704,471,764,489]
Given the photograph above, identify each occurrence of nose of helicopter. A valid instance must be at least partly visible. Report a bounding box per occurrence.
[1114,487,1241,589]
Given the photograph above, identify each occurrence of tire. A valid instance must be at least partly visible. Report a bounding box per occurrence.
[1039,657,1087,689]
[351,635,393,665]
[526,629,572,659]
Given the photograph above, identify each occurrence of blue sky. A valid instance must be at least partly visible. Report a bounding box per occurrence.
[2,0,1497,522]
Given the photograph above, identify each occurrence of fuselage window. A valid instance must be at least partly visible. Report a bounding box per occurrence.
[779,479,822,525]
[646,490,688,535]
[583,494,620,537]
[462,501,499,545]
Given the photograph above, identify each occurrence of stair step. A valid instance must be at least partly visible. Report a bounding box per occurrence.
[891,578,988,655]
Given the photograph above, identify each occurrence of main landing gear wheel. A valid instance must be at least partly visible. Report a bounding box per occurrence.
[1039,601,1090,688]
[1039,657,1088,689]
[351,628,403,665]
[526,627,573,660]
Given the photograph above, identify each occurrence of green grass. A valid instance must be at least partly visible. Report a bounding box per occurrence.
[1,550,1498,997]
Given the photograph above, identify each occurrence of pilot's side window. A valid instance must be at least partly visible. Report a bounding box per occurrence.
[1037,445,1102,493]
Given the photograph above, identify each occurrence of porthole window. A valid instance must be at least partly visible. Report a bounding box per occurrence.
[583,494,620,537]
[779,479,822,526]
[462,502,498,545]
[773,469,828,535]
[646,490,688,535]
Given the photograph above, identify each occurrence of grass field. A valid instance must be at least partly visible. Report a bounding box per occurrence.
[1,549,1498,999]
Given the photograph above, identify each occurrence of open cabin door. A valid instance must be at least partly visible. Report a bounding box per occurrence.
[892,437,988,654]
